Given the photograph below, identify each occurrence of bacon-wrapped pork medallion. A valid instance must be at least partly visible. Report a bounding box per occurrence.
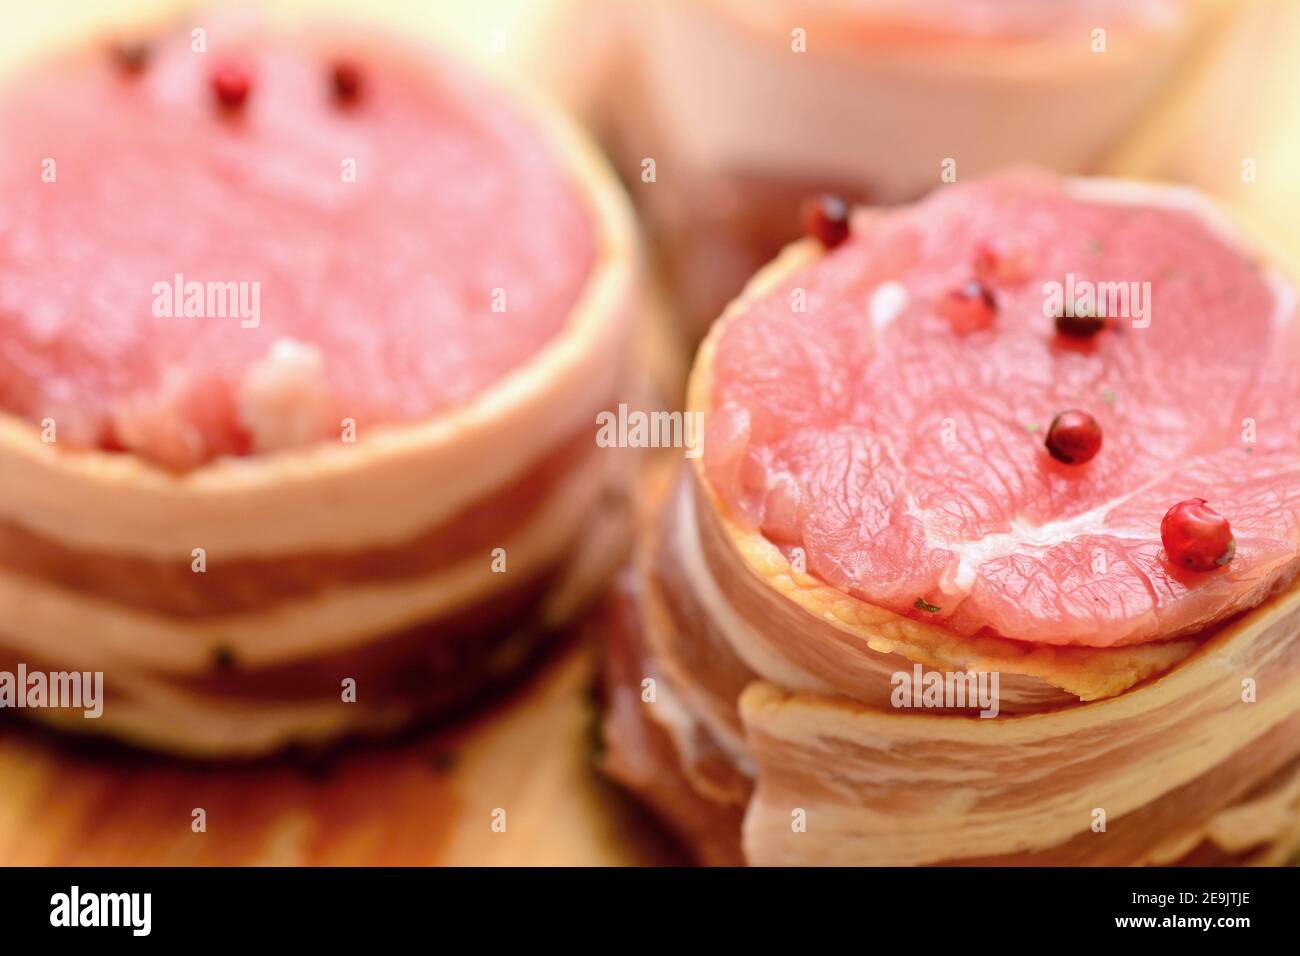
[600,171,1300,865]
[0,16,637,755]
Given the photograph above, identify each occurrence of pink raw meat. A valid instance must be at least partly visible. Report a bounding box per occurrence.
[0,23,594,469]
[769,0,1185,42]
[704,173,1300,648]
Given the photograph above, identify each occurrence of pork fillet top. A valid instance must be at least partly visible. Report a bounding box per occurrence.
[0,22,595,470]
[703,174,1300,648]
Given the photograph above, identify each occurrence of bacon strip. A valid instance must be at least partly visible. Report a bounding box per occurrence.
[0,423,603,618]
[602,468,1300,864]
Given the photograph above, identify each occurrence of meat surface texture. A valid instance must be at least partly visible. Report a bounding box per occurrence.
[0,18,595,470]
[705,173,1300,649]
[599,173,1300,866]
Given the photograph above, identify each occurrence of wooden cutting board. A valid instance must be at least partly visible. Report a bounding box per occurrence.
[0,643,682,866]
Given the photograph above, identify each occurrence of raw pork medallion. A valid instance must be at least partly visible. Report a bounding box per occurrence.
[599,172,1300,865]
[569,0,1216,338]
[0,17,637,755]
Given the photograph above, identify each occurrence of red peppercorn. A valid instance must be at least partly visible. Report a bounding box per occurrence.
[1044,409,1102,465]
[211,63,252,112]
[801,194,850,250]
[940,280,997,333]
[331,60,363,105]
[112,40,151,76]
[1055,305,1107,339]
[1161,499,1235,572]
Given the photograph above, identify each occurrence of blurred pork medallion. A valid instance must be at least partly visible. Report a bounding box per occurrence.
[0,12,637,755]
[597,170,1300,866]
[574,0,1216,338]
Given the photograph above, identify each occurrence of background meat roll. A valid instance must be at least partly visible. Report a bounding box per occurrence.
[599,171,1300,865]
[0,15,638,756]
[569,0,1222,340]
